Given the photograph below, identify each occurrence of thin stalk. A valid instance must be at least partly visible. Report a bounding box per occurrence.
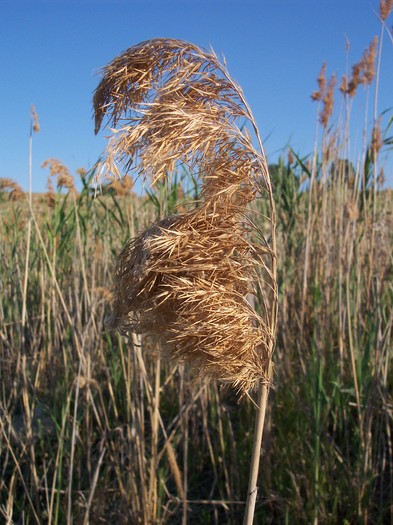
[312,352,323,525]
[301,108,320,331]
[148,355,161,521]
[67,361,82,525]
[182,399,189,525]
[21,116,34,327]
[369,28,384,289]
[243,364,272,525]
[234,71,277,525]
[82,446,106,525]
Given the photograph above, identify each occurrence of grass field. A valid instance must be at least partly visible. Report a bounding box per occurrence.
[1,29,392,525]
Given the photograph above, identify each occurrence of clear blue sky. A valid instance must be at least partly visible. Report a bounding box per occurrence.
[1,0,392,192]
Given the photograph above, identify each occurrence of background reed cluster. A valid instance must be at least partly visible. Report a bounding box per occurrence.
[0,21,392,525]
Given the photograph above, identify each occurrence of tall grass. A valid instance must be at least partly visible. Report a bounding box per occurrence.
[1,25,392,525]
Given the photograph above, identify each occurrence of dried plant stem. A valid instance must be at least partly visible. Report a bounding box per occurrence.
[21,119,34,327]
[369,27,383,287]
[243,363,273,524]
[82,446,106,525]
[301,112,319,332]
[67,362,82,525]
[148,355,161,521]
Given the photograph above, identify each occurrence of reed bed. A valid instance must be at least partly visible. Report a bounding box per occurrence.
[1,21,392,525]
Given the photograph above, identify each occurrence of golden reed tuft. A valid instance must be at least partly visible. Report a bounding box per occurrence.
[42,158,79,197]
[0,178,25,202]
[93,39,277,395]
[311,63,327,102]
[320,74,336,128]
[380,0,393,21]
[31,105,40,134]
[342,37,378,98]
[311,63,336,128]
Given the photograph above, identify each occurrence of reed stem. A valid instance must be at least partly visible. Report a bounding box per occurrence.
[243,361,273,525]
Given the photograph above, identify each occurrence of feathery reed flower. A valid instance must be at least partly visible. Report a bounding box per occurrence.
[361,36,378,86]
[380,0,393,21]
[45,177,56,208]
[371,118,383,157]
[94,38,277,395]
[311,63,327,101]
[31,105,40,133]
[344,37,378,97]
[42,158,78,196]
[320,74,336,128]
[338,75,348,96]
[0,178,25,201]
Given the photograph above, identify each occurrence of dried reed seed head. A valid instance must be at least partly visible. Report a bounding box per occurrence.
[45,177,56,208]
[42,158,78,195]
[104,174,134,196]
[42,158,70,179]
[361,36,378,86]
[319,74,336,128]
[31,105,40,133]
[346,37,378,97]
[311,62,327,101]
[94,39,221,134]
[371,118,383,155]
[347,64,362,97]
[76,167,87,178]
[338,75,348,96]
[93,39,271,199]
[108,208,273,394]
[0,178,24,201]
[9,188,25,202]
[380,0,393,21]
[95,39,276,395]
[45,193,56,208]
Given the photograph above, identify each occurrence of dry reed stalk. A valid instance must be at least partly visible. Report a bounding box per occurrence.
[22,107,39,329]
[94,38,277,397]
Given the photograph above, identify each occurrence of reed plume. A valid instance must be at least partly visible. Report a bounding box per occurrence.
[311,62,327,101]
[42,158,78,196]
[94,38,277,396]
[31,105,40,134]
[343,36,378,97]
[0,178,24,201]
[320,73,336,128]
[380,0,393,21]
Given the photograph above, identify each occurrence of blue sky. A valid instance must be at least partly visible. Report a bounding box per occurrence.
[1,0,392,192]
